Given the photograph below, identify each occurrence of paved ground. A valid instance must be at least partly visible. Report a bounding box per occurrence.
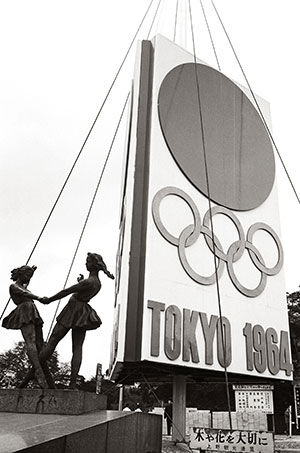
[162,437,192,452]
[275,434,300,451]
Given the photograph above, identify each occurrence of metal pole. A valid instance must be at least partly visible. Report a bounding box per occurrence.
[172,375,187,442]
[118,385,124,411]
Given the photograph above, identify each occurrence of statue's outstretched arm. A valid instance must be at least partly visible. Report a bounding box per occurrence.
[10,283,43,304]
[46,279,89,303]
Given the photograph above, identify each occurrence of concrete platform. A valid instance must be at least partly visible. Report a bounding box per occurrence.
[0,410,162,453]
[0,389,107,415]
[275,435,300,452]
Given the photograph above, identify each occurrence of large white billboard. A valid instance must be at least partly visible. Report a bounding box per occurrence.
[110,35,292,382]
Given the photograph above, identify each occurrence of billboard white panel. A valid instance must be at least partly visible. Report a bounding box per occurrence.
[110,35,292,381]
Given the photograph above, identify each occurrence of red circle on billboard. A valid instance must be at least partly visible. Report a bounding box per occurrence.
[158,63,275,211]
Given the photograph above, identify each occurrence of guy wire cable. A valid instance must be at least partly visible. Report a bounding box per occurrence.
[211,0,300,206]
[27,0,156,266]
[147,0,163,40]
[173,0,180,42]
[46,92,130,341]
[0,0,157,323]
[140,372,195,451]
[188,0,233,430]
[99,369,138,398]
[199,0,221,71]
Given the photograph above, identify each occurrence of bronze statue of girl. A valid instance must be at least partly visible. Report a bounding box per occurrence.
[40,252,114,388]
[2,265,53,388]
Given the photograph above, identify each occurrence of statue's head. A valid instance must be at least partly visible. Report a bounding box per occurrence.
[11,265,37,283]
[86,253,104,271]
[86,253,114,279]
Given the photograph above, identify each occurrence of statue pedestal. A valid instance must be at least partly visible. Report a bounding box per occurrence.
[0,411,162,453]
[0,388,107,415]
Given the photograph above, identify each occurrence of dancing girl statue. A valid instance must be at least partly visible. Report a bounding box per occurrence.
[40,252,114,389]
[2,265,54,388]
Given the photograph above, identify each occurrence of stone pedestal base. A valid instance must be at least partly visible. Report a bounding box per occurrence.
[0,411,162,453]
[0,389,107,415]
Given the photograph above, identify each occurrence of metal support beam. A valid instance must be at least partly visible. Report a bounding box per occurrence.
[172,375,186,442]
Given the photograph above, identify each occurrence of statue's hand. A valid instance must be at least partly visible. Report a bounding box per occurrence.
[77,273,84,282]
[40,297,50,305]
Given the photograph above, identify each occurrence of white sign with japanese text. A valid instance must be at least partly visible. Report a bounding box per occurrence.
[189,428,274,453]
[234,385,274,414]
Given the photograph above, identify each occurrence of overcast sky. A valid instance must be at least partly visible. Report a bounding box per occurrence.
[0,0,300,379]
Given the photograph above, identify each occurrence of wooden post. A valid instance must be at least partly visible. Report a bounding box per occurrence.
[172,375,186,442]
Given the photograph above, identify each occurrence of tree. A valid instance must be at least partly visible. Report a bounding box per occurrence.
[287,290,300,378]
[0,341,70,388]
[78,377,122,409]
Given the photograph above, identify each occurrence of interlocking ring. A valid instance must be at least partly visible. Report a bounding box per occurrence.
[151,187,284,298]
[178,224,225,285]
[152,186,201,247]
[203,206,246,262]
[247,222,284,276]
[153,186,225,285]
[226,240,267,297]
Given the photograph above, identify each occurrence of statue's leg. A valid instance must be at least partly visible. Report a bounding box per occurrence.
[69,329,86,389]
[21,323,48,389]
[39,322,69,363]
[36,325,56,389]
[19,322,68,388]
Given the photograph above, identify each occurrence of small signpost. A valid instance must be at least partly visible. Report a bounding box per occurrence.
[294,384,300,429]
[233,385,274,414]
[95,363,102,395]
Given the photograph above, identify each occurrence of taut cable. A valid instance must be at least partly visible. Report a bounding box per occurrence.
[147,0,163,40]
[188,0,233,430]
[0,0,156,322]
[211,0,300,205]
[46,93,130,341]
[199,0,221,71]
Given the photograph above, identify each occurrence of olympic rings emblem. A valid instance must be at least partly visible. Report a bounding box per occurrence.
[152,187,284,298]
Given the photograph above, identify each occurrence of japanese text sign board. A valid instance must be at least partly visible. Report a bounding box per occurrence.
[234,385,274,414]
[190,428,274,453]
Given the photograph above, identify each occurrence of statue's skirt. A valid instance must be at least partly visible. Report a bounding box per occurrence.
[2,301,43,329]
[57,298,102,331]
